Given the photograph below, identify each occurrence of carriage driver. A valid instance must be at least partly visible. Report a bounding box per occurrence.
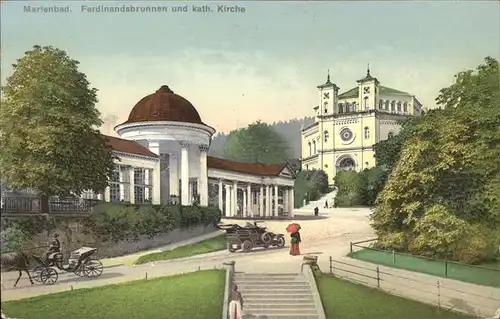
[44,233,61,262]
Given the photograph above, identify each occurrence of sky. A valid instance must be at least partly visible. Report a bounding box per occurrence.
[1,1,499,135]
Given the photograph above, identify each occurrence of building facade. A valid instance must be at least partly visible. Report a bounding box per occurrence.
[1,85,296,219]
[301,68,422,184]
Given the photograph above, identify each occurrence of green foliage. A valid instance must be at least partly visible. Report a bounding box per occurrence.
[293,170,329,207]
[373,119,417,171]
[334,167,387,207]
[0,226,28,252]
[84,203,222,242]
[1,215,57,239]
[371,57,500,263]
[223,120,292,164]
[0,45,116,203]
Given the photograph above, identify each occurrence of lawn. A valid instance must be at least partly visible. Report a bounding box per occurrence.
[316,273,472,319]
[3,269,225,319]
[351,248,500,288]
[134,234,227,264]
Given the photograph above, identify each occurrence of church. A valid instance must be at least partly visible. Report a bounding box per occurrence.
[92,85,296,218]
[301,68,423,185]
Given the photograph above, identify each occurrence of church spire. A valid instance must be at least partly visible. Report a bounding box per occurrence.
[327,69,331,83]
[367,63,371,77]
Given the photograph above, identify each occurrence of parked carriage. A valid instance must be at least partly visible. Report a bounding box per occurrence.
[217,222,286,253]
[31,247,103,285]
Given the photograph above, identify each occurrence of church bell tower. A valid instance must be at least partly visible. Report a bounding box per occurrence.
[317,70,339,116]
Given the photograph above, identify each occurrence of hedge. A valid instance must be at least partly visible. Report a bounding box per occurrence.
[1,204,222,244]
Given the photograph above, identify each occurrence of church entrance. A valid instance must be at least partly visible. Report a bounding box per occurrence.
[336,156,356,171]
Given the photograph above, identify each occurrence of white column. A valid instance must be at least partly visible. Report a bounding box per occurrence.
[289,188,294,217]
[247,184,252,217]
[180,141,190,205]
[243,190,247,217]
[259,185,264,217]
[225,185,231,217]
[119,166,125,201]
[283,188,288,213]
[274,185,278,217]
[218,180,223,210]
[104,186,111,202]
[266,185,270,216]
[129,167,135,204]
[145,168,150,201]
[233,181,238,217]
[169,153,179,196]
[199,145,209,206]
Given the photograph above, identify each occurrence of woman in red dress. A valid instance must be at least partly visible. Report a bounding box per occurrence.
[290,231,301,256]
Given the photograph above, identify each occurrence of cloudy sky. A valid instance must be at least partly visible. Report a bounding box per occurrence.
[1,1,499,135]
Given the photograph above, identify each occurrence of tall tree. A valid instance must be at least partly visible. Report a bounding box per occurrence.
[222,120,292,164]
[0,45,116,213]
[370,57,500,262]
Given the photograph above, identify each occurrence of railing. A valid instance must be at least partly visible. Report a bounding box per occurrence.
[349,238,500,288]
[1,196,104,214]
[328,257,500,318]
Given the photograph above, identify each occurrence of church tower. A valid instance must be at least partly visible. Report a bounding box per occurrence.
[356,65,379,112]
[317,70,339,116]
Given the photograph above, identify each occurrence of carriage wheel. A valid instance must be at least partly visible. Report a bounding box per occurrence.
[83,259,103,277]
[275,236,285,248]
[242,240,253,252]
[32,266,44,282]
[40,268,58,285]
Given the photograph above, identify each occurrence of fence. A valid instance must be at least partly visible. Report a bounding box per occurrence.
[1,197,103,215]
[328,257,500,318]
[349,238,500,288]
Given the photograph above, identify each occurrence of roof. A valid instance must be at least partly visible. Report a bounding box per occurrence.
[207,156,291,177]
[338,86,411,99]
[118,85,206,127]
[102,135,159,158]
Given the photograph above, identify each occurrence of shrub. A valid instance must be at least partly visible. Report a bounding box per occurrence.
[0,226,27,252]
[294,169,329,207]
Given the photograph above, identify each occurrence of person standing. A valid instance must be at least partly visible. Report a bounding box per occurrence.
[324,200,328,208]
[228,284,244,319]
[290,230,301,256]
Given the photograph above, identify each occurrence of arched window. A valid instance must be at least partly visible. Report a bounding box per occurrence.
[385,100,390,110]
[324,101,328,114]
[388,132,394,138]
[313,140,317,154]
[364,127,370,139]
[397,101,402,113]
[364,96,369,110]
[308,142,312,156]
[391,101,396,112]
[403,102,408,113]
[324,130,329,143]
[379,100,384,110]
[339,103,344,113]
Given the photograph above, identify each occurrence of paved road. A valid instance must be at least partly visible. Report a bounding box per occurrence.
[1,208,374,301]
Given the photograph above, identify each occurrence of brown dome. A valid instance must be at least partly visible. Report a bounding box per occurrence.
[121,85,204,125]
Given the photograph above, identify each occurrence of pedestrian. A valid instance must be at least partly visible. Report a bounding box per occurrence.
[228,284,243,319]
[289,230,301,256]
[324,200,328,208]
[314,206,319,216]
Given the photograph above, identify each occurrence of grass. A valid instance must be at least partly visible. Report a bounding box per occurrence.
[134,234,227,264]
[351,248,500,288]
[3,269,225,319]
[316,273,473,319]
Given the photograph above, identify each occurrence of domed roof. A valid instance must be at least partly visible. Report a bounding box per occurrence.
[121,85,205,125]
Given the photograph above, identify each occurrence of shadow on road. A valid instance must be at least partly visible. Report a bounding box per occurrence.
[56,272,123,284]
[290,214,329,220]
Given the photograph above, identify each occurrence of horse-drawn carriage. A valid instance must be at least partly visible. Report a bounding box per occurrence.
[31,247,103,285]
[217,222,286,253]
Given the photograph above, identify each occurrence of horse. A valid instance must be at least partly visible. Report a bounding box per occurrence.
[0,251,34,287]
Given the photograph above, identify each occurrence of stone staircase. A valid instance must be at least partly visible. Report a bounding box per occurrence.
[234,272,321,319]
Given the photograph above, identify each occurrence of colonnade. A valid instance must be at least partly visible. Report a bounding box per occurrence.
[213,179,294,218]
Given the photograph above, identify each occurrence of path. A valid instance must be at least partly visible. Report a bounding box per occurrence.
[1,208,373,301]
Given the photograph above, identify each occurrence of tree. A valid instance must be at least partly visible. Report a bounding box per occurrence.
[222,120,292,164]
[0,45,116,213]
[370,57,500,262]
